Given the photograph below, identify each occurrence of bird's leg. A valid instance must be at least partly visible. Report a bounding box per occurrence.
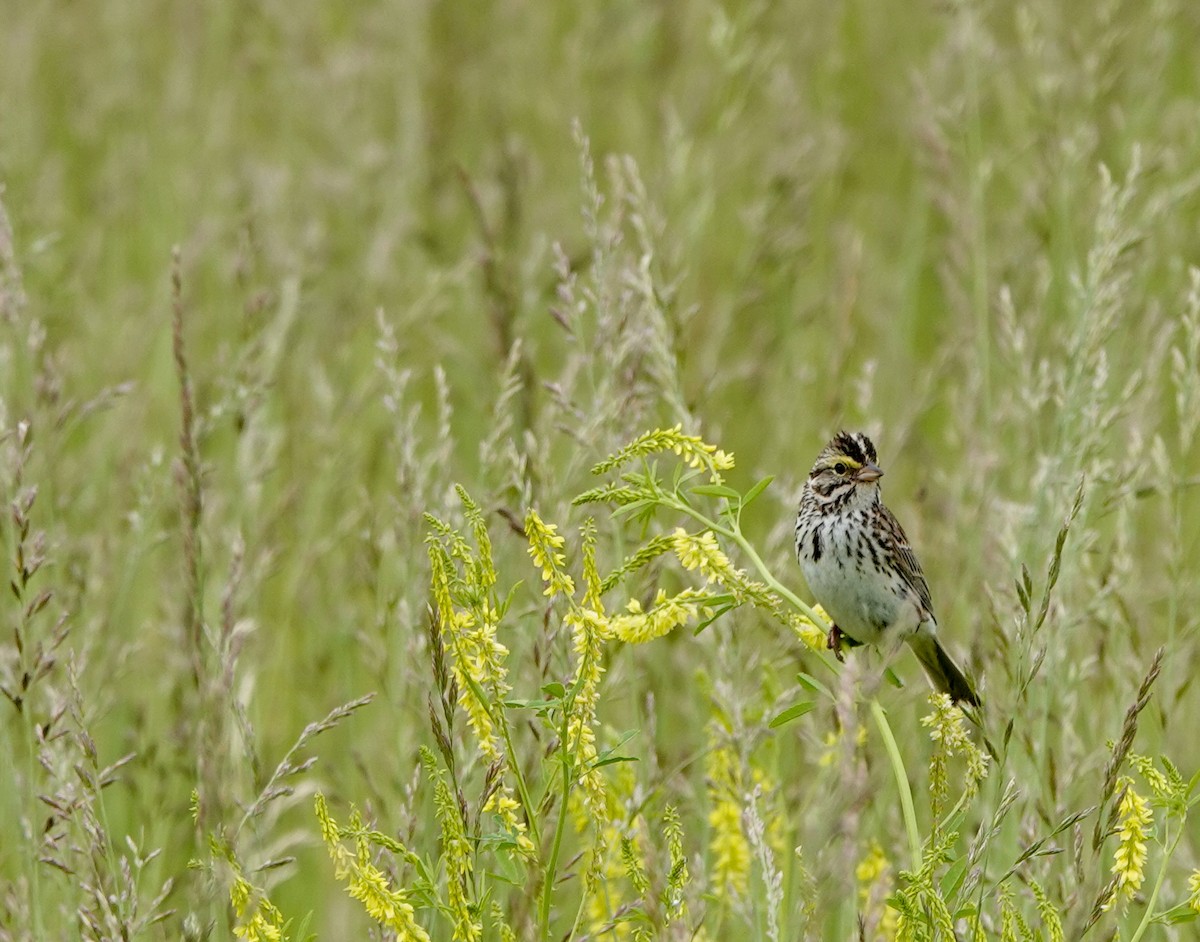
[827,624,847,662]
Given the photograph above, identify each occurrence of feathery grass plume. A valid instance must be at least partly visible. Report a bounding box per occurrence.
[169,246,205,692]
[189,693,374,937]
[744,785,782,942]
[1093,647,1164,851]
[0,191,28,322]
[1106,778,1151,908]
[33,660,173,940]
[1,421,68,717]
[706,722,751,899]
[314,794,431,941]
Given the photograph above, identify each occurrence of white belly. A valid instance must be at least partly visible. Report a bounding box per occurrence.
[798,524,923,646]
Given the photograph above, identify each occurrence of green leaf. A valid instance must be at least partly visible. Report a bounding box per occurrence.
[592,754,638,768]
[496,580,524,618]
[596,729,639,760]
[691,483,739,499]
[612,499,653,520]
[1159,907,1199,926]
[693,598,738,635]
[504,698,559,710]
[769,701,815,728]
[883,667,904,689]
[797,672,834,700]
[742,475,775,508]
[541,682,566,699]
[940,856,969,898]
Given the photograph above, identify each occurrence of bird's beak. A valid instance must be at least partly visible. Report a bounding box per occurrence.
[856,463,884,483]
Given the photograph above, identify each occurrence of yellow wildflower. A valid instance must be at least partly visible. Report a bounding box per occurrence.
[922,693,988,815]
[855,841,898,938]
[856,841,888,888]
[1188,870,1200,913]
[672,528,734,583]
[229,868,290,942]
[564,606,611,816]
[591,424,735,483]
[610,588,705,643]
[315,794,431,942]
[788,606,829,652]
[1108,778,1151,906]
[708,798,750,897]
[706,726,750,898]
[525,510,577,598]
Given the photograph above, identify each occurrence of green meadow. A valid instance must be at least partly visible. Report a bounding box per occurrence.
[2,1,1199,938]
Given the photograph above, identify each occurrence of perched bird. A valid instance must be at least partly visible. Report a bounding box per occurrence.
[795,431,980,706]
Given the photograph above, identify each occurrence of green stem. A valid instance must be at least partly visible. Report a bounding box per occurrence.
[666,497,825,624]
[457,666,542,850]
[1128,822,1181,942]
[872,699,922,871]
[539,714,574,939]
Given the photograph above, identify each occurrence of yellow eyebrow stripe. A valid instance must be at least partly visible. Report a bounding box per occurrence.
[823,455,863,470]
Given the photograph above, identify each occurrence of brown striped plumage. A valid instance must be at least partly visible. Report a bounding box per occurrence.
[795,432,980,706]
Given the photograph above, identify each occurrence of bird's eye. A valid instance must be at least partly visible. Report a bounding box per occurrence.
[833,462,847,475]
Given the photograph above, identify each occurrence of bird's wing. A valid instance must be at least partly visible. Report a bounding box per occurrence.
[878,503,935,618]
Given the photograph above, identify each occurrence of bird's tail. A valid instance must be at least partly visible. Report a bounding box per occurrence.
[908,631,980,707]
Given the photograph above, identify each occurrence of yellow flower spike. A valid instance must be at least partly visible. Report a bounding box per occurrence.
[563,606,610,817]
[315,795,432,942]
[708,798,750,897]
[229,871,291,942]
[590,424,736,484]
[1107,778,1152,906]
[672,528,735,584]
[525,510,577,598]
[580,518,605,613]
[610,587,707,643]
[706,724,750,898]
[855,841,888,889]
[922,693,988,815]
[1188,870,1200,913]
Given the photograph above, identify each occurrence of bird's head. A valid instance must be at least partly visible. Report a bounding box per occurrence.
[807,431,884,506]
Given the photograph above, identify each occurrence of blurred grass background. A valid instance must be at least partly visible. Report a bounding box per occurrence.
[3,0,1200,938]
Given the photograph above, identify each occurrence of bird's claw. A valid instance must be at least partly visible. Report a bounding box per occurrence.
[827,624,847,663]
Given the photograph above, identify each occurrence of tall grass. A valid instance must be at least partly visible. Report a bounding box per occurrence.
[3,0,1200,938]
